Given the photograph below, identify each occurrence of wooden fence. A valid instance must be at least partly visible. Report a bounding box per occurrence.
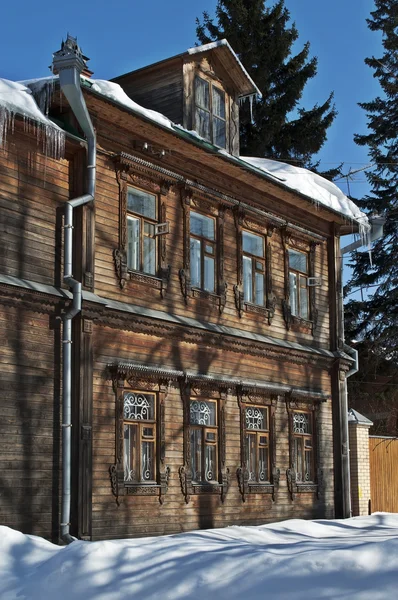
[369,436,398,513]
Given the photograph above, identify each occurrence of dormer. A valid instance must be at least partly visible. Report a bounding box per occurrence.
[112,40,260,157]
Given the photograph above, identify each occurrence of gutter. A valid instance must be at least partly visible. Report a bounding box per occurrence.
[53,35,96,544]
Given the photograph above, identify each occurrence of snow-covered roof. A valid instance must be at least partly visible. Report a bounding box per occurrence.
[0,78,64,157]
[240,156,369,230]
[5,74,367,230]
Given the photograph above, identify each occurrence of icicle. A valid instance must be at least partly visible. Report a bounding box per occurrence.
[0,106,15,147]
[239,94,256,124]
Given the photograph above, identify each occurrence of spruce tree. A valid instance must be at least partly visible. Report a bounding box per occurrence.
[345,0,398,359]
[344,0,398,433]
[196,0,337,167]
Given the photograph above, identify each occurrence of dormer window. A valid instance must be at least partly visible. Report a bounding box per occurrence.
[195,76,226,148]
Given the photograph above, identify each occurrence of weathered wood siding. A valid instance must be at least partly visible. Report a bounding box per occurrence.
[0,127,70,286]
[91,324,334,540]
[0,303,61,540]
[92,133,330,350]
[113,59,184,126]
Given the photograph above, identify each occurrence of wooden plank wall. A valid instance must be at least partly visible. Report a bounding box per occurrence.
[0,304,61,540]
[369,436,398,513]
[94,147,331,350]
[91,324,334,540]
[0,128,70,286]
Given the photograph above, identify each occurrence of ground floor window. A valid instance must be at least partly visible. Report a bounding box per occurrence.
[123,391,157,483]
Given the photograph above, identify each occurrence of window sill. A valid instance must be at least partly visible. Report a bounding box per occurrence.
[113,248,170,296]
[127,269,167,291]
[247,482,274,494]
[124,483,161,496]
[244,302,272,318]
[295,482,318,493]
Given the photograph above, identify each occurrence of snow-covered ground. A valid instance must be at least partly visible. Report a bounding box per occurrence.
[1,514,398,599]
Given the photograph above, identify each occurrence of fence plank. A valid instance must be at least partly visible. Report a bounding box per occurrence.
[369,436,398,513]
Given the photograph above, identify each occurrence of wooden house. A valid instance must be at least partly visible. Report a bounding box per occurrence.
[0,36,367,542]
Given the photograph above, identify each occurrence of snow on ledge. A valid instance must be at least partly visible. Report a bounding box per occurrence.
[0,78,64,157]
[240,156,369,230]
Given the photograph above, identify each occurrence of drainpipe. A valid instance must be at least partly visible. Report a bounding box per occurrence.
[53,36,96,544]
[338,214,385,518]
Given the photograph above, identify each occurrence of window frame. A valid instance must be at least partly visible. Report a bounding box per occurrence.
[113,161,171,296]
[286,400,323,499]
[126,185,158,276]
[179,382,229,503]
[189,210,217,294]
[109,373,170,504]
[233,208,276,324]
[179,188,227,313]
[242,229,266,307]
[189,398,219,484]
[194,75,227,149]
[288,249,309,320]
[237,391,279,501]
[123,389,157,485]
[282,231,319,333]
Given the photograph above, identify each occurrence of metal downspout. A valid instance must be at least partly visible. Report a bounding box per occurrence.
[53,36,96,544]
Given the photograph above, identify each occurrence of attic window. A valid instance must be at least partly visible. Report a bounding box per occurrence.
[195,76,226,148]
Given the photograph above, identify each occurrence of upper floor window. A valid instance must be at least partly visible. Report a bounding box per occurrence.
[190,211,216,293]
[243,230,265,306]
[195,76,226,148]
[123,391,157,484]
[292,411,314,483]
[127,187,157,276]
[288,249,309,320]
[245,405,270,483]
[190,399,218,484]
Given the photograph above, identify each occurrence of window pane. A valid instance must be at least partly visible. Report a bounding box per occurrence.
[124,423,138,482]
[190,237,201,288]
[243,255,253,303]
[213,116,226,148]
[127,216,140,270]
[195,77,210,109]
[294,437,303,482]
[293,412,312,434]
[141,440,155,481]
[128,188,156,220]
[245,406,268,430]
[204,255,215,292]
[124,392,155,421]
[190,212,215,240]
[212,87,225,118]
[190,400,216,426]
[289,272,298,316]
[246,433,256,482]
[299,275,309,319]
[205,443,217,482]
[190,428,202,482]
[143,235,156,275]
[196,107,210,141]
[258,445,269,482]
[255,272,264,306]
[289,249,308,273]
[243,231,264,257]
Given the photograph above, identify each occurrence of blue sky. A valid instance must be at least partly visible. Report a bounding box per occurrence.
[2,0,382,202]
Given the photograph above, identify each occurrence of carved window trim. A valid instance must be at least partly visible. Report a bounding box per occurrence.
[286,398,324,500]
[179,381,229,503]
[233,208,276,324]
[282,230,319,334]
[237,389,280,501]
[113,169,171,296]
[109,373,170,505]
[179,185,227,313]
